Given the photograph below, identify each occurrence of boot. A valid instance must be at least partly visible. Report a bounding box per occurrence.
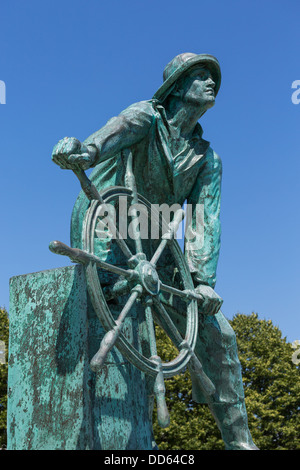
[209,401,259,450]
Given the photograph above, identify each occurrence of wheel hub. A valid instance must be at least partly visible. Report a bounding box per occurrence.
[137,261,160,295]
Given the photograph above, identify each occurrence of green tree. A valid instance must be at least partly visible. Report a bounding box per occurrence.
[0,307,9,448]
[231,313,300,450]
[153,313,300,450]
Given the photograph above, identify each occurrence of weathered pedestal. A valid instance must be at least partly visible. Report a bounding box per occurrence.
[7,265,154,450]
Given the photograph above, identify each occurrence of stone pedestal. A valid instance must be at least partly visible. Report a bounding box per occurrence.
[7,265,153,450]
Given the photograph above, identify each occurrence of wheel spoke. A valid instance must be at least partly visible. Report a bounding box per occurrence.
[118,287,142,323]
[113,232,133,260]
[90,286,142,371]
[124,149,143,254]
[102,277,131,301]
[151,355,170,428]
[145,299,158,357]
[49,240,138,280]
[152,297,217,399]
[150,209,185,266]
[152,297,184,348]
[159,282,204,303]
[73,167,103,202]
[73,168,133,259]
[144,297,170,428]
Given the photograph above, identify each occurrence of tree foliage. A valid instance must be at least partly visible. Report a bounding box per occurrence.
[0,307,9,448]
[153,313,300,450]
[231,313,300,450]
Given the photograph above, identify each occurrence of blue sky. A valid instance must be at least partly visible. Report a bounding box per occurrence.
[0,0,299,343]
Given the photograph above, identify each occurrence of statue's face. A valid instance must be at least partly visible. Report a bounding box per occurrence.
[179,66,216,109]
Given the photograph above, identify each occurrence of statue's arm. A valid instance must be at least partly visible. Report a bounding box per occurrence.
[52,101,155,170]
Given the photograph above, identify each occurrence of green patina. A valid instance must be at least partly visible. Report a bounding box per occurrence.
[7,52,259,450]
[8,266,153,450]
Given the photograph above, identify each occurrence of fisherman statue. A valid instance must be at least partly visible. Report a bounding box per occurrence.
[51,52,258,450]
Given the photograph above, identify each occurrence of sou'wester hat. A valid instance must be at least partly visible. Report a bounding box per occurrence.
[153,52,221,102]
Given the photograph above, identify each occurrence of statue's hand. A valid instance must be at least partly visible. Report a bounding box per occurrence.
[52,137,96,170]
[195,284,223,315]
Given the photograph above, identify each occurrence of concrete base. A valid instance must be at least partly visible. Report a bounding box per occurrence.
[7,265,154,450]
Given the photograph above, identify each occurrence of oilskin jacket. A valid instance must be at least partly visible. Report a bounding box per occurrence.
[71,99,222,289]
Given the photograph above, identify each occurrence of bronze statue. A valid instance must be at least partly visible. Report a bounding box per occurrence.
[52,52,258,450]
